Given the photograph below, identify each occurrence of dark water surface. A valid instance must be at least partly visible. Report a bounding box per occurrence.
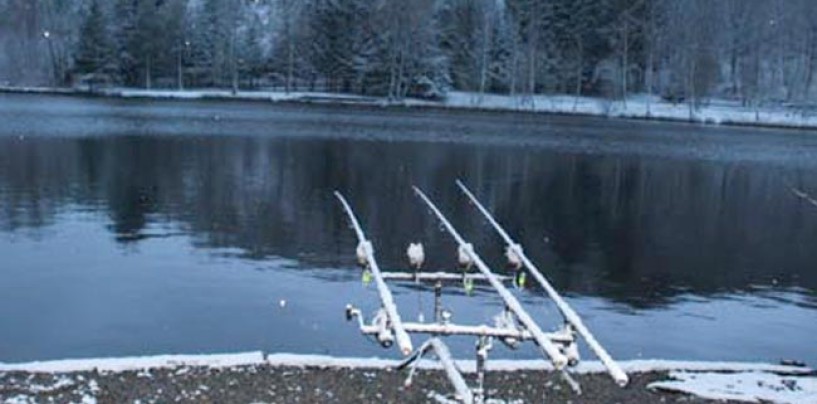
[1,93,816,365]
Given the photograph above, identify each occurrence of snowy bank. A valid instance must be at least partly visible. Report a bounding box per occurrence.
[1,352,812,375]
[0,352,266,373]
[0,86,380,105]
[434,91,817,130]
[2,353,814,403]
[3,86,817,131]
[109,88,383,105]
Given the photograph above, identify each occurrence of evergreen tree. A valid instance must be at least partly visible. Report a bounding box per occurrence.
[195,0,239,87]
[304,0,374,92]
[113,0,139,85]
[133,0,162,89]
[75,0,112,77]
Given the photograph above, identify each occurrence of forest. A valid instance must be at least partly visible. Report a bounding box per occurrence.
[1,0,816,107]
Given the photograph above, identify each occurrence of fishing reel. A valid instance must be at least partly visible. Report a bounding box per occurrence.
[494,306,521,349]
[344,305,395,349]
[372,308,395,348]
[556,323,580,366]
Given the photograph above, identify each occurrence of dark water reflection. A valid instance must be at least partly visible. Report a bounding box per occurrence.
[1,96,816,364]
[3,136,816,299]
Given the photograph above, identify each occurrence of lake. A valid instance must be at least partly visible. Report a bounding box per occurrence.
[1,92,815,366]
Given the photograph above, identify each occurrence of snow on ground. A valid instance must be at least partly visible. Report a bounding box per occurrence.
[1,375,100,404]
[0,352,265,373]
[437,91,817,130]
[2,352,812,375]
[107,88,382,105]
[3,395,33,404]
[2,352,815,403]
[263,354,815,375]
[649,371,817,404]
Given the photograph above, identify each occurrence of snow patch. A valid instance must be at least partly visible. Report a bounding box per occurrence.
[27,376,75,393]
[0,352,265,373]
[433,91,817,130]
[79,394,97,404]
[106,88,379,105]
[648,371,817,404]
[2,395,34,404]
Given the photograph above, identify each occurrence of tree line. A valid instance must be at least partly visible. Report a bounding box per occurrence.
[1,0,816,105]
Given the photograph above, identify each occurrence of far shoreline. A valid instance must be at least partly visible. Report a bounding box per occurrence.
[2,85,817,133]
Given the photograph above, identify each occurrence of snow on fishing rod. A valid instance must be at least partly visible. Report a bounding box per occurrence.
[412,186,569,370]
[455,179,629,387]
[334,191,413,356]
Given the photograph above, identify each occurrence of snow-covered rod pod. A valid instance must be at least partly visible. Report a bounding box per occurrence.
[455,180,629,387]
[412,186,568,369]
[334,191,413,356]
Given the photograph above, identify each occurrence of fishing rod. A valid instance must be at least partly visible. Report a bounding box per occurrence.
[335,191,413,356]
[412,186,569,370]
[455,179,629,386]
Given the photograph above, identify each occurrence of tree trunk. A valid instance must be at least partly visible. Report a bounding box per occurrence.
[146,55,152,90]
[232,62,238,94]
[805,30,816,100]
[287,35,294,93]
[177,48,184,91]
[645,3,656,117]
[510,32,518,98]
[621,21,629,108]
[285,6,294,94]
[478,7,491,99]
[230,14,238,95]
[396,49,406,99]
[573,36,583,112]
[388,50,397,100]
[41,2,59,86]
[527,39,535,95]
[45,38,60,86]
[730,48,739,98]
[688,55,696,120]
[527,0,537,100]
[753,48,761,113]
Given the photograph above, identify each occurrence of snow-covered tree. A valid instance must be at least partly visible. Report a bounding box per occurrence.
[3,0,817,107]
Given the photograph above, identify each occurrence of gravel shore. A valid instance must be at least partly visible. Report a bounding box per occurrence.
[1,364,721,403]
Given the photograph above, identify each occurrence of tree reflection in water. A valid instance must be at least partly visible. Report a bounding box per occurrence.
[1,135,815,310]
